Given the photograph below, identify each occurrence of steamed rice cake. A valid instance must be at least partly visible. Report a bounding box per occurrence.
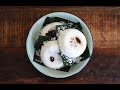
[40,40,64,69]
[58,29,87,58]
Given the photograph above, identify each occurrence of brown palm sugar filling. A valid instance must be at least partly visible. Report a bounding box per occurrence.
[45,30,56,38]
[50,56,54,62]
[75,37,81,44]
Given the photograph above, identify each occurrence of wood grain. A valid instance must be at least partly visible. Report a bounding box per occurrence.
[0,6,120,84]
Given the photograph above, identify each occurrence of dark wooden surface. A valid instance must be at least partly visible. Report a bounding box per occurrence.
[0,6,120,84]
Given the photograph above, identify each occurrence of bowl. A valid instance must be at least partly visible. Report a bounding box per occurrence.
[26,12,93,78]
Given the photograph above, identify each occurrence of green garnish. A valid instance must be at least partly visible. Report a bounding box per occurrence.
[34,35,50,51]
[43,17,82,31]
[80,46,90,61]
[34,35,50,64]
[61,55,73,67]
[43,17,69,26]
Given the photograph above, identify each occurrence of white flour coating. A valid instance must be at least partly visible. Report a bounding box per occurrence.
[40,41,64,69]
[58,29,87,58]
[40,22,63,36]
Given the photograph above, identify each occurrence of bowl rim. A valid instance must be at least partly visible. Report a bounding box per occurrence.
[26,12,94,78]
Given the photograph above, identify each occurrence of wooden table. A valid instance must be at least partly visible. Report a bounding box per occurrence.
[0,6,120,84]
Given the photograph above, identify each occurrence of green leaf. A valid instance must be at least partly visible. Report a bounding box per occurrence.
[34,35,50,51]
[80,46,90,61]
[56,25,68,32]
[58,66,71,72]
[43,17,83,31]
[75,22,83,32]
[34,35,50,65]
[56,23,83,33]
[43,17,69,26]
[61,55,73,67]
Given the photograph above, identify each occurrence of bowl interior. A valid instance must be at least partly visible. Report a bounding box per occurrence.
[26,12,93,78]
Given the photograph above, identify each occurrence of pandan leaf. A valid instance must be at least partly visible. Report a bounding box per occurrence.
[34,35,50,51]
[75,22,83,31]
[58,66,71,72]
[43,17,83,31]
[80,46,90,61]
[56,23,82,32]
[56,25,68,32]
[34,35,50,64]
[61,55,73,67]
[43,17,69,26]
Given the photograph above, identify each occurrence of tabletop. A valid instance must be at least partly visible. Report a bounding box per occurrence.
[0,6,120,84]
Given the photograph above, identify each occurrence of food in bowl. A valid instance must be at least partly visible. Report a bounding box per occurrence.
[40,40,64,69]
[33,16,90,71]
[58,28,87,58]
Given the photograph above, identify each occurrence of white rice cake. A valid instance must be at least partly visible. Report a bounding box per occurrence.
[58,29,87,58]
[40,41,64,69]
